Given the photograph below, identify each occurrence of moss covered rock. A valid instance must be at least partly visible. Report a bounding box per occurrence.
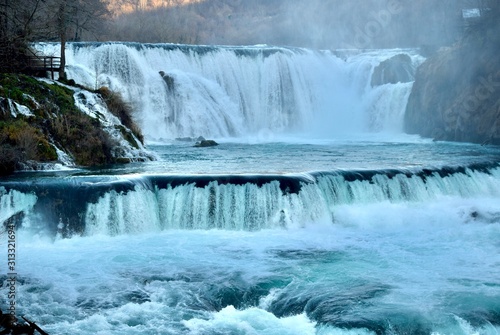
[0,74,150,175]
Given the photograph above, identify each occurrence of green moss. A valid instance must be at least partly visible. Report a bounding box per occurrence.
[9,87,24,101]
[116,125,140,149]
[0,74,78,115]
[0,74,124,174]
[1,74,36,102]
[47,82,76,111]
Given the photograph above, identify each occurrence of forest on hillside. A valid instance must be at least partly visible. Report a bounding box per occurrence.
[107,0,474,49]
[109,0,498,49]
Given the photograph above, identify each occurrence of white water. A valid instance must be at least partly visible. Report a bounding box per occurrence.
[78,166,500,235]
[0,187,37,224]
[34,43,421,140]
[6,195,500,334]
[1,43,497,334]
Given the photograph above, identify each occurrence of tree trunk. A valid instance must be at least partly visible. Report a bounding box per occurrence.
[58,0,67,81]
[59,31,66,80]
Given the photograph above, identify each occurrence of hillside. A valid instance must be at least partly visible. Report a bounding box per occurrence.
[106,0,468,49]
[0,75,155,175]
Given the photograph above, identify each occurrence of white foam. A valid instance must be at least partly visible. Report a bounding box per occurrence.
[430,315,500,335]
[78,167,500,234]
[0,187,37,224]
[183,306,316,335]
[33,43,422,141]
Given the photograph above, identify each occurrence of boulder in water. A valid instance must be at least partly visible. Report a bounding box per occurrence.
[371,54,415,87]
[159,71,175,90]
[194,139,218,147]
[176,136,207,143]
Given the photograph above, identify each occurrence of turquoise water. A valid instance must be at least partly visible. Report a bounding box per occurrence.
[1,139,500,334]
[52,136,500,175]
[3,42,499,334]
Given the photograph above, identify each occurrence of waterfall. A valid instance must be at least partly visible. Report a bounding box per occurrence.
[2,164,499,237]
[9,43,500,335]
[0,187,37,225]
[83,166,500,235]
[34,42,423,140]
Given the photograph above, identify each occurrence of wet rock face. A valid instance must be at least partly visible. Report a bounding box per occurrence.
[371,53,415,87]
[404,41,500,145]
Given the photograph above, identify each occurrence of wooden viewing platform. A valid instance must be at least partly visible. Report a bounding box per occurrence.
[26,56,61,80]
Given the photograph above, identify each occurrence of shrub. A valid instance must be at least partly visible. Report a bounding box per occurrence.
[50,111,117,166]
[0,144,20,175]
[15,127,39,160]
[0,132,21,175]
[97,87,144,144]
[1,120,57,161]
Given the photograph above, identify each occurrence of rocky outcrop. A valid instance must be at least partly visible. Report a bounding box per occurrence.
[194,139,218,147]
[371,54,415,87]
[159,71,175,91]
[404,12,500,145]
[0,74,155,175]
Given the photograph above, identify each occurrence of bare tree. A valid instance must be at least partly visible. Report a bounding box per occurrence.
[43,0,110,79]
[0,0,45,71]
[1,0,109,75]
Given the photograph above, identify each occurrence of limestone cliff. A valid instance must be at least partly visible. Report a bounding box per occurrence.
[404,12,500,145]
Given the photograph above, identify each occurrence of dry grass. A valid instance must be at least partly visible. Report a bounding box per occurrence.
[97,87,144,144]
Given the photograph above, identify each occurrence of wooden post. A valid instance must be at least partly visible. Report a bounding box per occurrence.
[50,57,54,80]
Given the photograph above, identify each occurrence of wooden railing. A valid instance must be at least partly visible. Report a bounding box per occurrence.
[26,56,61,79]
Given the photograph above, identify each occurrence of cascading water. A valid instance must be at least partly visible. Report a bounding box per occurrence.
[2,164,500,237]
[34,43,421,140]
[1,43,499,335]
